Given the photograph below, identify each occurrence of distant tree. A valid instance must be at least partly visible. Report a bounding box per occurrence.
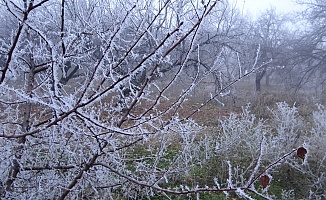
[249,8,291,92]
[290,0,326,97]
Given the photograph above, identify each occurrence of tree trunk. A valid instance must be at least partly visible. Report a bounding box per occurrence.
[255,68,267,92]
[256,77,261,92]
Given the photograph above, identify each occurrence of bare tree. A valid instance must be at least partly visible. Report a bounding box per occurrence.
[288,0,326,99]
[248,8,291,92]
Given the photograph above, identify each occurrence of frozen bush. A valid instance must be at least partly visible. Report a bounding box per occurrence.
[269,102,303,155]
[216,104,266,159]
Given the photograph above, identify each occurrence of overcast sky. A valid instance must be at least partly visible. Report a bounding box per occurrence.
[230,0,304,18]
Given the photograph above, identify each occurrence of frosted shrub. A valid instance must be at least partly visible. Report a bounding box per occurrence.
[216,104,266,159]
[306,105,326,199]
[208,103,310,199]
[213,105,270,193]
[269,102,303,155]
[312,104,326,137]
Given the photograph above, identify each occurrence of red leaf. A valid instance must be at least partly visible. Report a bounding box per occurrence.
[259,175,270,189]
[297,147,307,160]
